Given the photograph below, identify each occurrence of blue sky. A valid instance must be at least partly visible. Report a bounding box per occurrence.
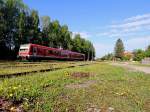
[23,0,150,57]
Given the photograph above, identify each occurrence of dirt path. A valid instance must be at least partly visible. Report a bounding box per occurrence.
[111,62,150,74]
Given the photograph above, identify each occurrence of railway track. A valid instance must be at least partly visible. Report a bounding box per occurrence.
[0,62,76,68]
[0,62,96,78]
[0,63,58,69]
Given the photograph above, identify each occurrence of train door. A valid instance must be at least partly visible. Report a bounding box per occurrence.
[33,47,37,56]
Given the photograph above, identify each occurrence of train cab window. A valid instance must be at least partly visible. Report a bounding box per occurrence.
[19,49,28,52]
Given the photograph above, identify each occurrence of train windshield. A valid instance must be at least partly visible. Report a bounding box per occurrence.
[19,48,28,52]
[19,44,30,52]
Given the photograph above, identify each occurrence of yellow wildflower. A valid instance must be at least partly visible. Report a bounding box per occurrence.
[9,93,13,97]
[10,107,15,111]
[24,102,29,107]
[64,71,70,76]
[0,86,3,91]
[13,87,18,90]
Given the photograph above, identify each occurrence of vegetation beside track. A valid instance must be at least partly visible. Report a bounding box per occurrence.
[0,61,88,76]
[0,62,150,111]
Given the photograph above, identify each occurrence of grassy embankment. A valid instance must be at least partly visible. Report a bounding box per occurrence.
[0,62,150,111]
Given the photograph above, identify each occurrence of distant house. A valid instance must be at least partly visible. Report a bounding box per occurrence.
[123,51,133,61]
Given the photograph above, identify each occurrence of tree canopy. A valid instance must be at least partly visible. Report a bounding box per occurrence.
[114,38,125,59]
[0,0,95,60]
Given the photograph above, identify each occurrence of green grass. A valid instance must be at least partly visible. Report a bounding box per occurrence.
[0,62,150,111]
[0,61,88,75]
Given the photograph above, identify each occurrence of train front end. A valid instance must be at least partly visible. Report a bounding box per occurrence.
[18,44,31,60]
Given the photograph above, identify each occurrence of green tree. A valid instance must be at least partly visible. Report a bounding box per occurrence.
[0,0,5,43]
[133,49,146,61]
[41,16,51,46]
[0,0,26,59]
[47,20,61,48]
[18,12,26,44]
[145,45,150,57]
[29,10,41,44]
[114,38,125,60]
[0,0,96,60]
[72,34,82,52]
[101,53,114,61]
[41,16,51,29]
[60,25,72,49]
[71,34,95,60]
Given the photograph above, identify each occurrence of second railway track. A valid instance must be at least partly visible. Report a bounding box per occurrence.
[0,62,97,78]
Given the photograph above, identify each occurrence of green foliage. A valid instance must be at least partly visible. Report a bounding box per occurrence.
[0,0,95,59]
[145,45,150,57]
[72,34,95,60]
[122,53,133,61]
[123,55,131,61]
[60,25,72,49]
[133,49,146,61]
[0,0,27,59]
[29,10,41,44]
[145,50,150,57]
[101,53,114,61]
[114,38,125,60]
[131,45,150,61]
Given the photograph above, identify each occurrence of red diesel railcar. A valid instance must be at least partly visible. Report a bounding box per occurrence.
[18,44,85,61]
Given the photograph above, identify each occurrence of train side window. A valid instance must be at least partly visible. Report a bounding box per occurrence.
[58,51,61,56]
[48,50,53,54]
[53,51,57,55]
[53,50,60,56]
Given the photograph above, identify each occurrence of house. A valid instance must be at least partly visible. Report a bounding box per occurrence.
[123,51,133,61]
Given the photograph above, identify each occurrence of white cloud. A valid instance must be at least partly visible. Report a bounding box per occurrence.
[73,13,150,57]
[97,13,150,38]
[124,13,150,22]
[92,13,150,58]
[110,18,150,29]
[72,31,91,39]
